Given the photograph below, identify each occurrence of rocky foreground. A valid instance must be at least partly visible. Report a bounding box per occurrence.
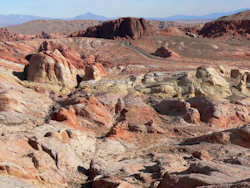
[0,35,249,188]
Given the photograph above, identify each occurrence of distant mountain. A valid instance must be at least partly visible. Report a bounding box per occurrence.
[148,8,250,21]
[7,20,101,35]
[0,12,108,27]
[0,14,52,27]
[71,12,109,21]
[1,9,250,28]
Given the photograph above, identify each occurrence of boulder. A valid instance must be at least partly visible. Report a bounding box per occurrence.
[152,47,179,58]
[155,99,200,125]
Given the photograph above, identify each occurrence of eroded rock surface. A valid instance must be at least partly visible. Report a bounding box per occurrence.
[0,17,249,188]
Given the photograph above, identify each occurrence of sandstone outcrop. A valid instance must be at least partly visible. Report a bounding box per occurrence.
[135,66,250,99]
[156,99,200,125]
[155,96,250,128]
[25,41,108,89]
[71,17,153,40]
[199,10,250,39]
[26,50,79,88]
[177,66,250,98]
[38,40,84,69]
[199,20,250,39]
[58,94,114,128]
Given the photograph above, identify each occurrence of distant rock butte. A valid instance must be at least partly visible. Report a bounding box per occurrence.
[69,17,153,40]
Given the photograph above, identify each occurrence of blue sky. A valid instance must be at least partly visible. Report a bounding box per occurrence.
[1,0,250,18]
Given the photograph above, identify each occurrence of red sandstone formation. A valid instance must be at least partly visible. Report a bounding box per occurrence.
[25,41,108,88]
[26,50,81,88]
[70,17,153,40]
[199,20,250,39]
[199,10,250,39]
[38,40,84,69]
